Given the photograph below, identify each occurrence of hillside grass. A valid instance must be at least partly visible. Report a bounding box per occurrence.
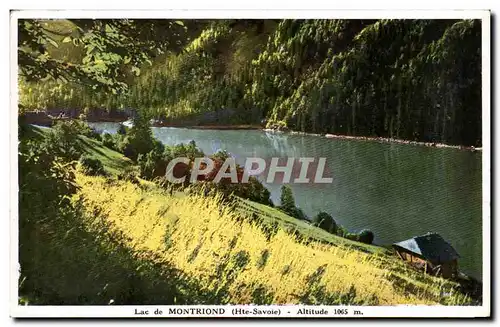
[25,125,132,175]
[77,136,132,175]
[74,172,470,305]
[234,197,385,255]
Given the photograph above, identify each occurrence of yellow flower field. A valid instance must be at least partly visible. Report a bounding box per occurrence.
[75,172,470,305]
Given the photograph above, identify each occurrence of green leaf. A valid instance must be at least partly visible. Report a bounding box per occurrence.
[105,24,113,34]
[62,36,72,43]
[175,20,184,27]
[131,66,141,76]
[48,38,58,48]
[87,44,96,55]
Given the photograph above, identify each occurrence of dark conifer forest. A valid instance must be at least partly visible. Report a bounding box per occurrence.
[19,19,482,146]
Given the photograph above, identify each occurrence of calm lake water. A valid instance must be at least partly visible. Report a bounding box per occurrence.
[89,122,483,280]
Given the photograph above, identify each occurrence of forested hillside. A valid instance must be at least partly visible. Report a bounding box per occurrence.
[19,19,482,146]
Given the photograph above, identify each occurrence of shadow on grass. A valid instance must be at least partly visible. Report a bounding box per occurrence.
[78,137,131,174]
[18,198,222,305]
[18,191,388,306]
[79,138,116,161]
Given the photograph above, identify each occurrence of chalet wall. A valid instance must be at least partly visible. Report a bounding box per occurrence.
[395,248,458,279]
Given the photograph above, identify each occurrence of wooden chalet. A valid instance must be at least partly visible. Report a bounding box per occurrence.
[393,232,460,279]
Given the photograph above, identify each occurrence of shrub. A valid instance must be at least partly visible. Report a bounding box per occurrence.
[358,229,375,244]
[117,135,132,157]
[180,149,273,206]
[90,132,101,141]
[205,175,273,207]
[212,149,231,161]
[136,136,167,180]
[313,212,337,234]
[164,140,204,163]
[266,120,288,131]
[293,207,308,221]
[87,128,102,141]
[335,226,348,238]
[138,149,167,180]
[117,124,127,135]
[278,185,307,220]
[119,112,157,161]
[280,185,296,214]
[117,166,140,185]
[79,156,106,176]
[244,176,272,206]
[345,233,360,242]
[42,121,84,161]
[64,119,101,140]
[101,133,115,149]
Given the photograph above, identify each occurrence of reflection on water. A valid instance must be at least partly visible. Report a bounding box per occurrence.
[89,123,483,280]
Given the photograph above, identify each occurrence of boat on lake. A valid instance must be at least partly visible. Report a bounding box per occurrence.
[121,119,134,128]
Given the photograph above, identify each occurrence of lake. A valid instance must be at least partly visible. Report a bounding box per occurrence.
[89,122,483,280]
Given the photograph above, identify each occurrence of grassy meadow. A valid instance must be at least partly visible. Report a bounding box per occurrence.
[73,175,470,305]
[234,197,385,255]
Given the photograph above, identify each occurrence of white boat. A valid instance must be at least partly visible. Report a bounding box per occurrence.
[121,119,134,128]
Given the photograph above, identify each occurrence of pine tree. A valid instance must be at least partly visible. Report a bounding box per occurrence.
[280,185,296,215]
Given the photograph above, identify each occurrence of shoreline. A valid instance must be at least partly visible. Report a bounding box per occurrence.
[148,122,482,152]
[25,113,482,152]
[151,123,262,130]
[146,122,482,152]
[101,120,484,152]
[263,128,482,152]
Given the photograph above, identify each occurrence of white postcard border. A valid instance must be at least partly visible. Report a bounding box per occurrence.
[9,9,491,318]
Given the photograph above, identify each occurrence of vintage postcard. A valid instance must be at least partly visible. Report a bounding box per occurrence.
[10,9,490,318]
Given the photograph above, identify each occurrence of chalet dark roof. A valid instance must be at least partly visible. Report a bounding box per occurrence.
[393,232,460,264]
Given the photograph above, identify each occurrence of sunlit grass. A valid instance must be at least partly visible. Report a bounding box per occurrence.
[235,197,385,254]
[75,172,471,305]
